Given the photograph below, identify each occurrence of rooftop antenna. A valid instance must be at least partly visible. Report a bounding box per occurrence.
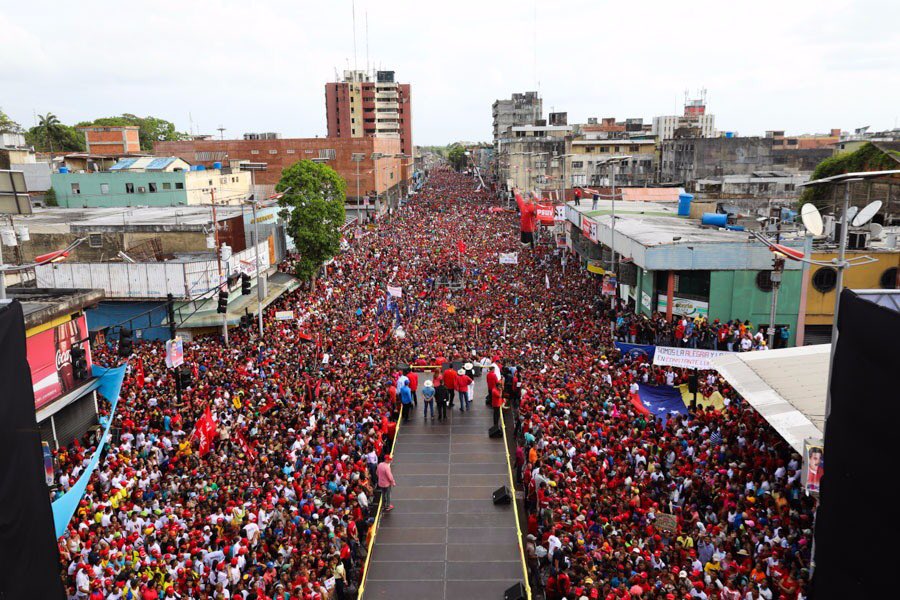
[365,11,370,77]
[189,112,194,136]
[352,0,358,72]
[217,125,226,140]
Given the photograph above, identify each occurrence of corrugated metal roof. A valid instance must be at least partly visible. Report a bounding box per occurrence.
[109,158,139,170]
[144,157,176,170]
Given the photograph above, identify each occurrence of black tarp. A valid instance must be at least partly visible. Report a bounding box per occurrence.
[0,301,65,599]
[812,290,900,598]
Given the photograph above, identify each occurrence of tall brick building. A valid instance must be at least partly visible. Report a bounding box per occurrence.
[77,126,141,155]
[154,136,405,203]
[325,69,413,162]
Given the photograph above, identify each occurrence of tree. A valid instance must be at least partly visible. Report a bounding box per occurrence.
[276,160,347,291]
[44,187,58,207]
[26,123,85,153]
[0,108,22,134]
[447,144,468,171]
[37,113,62,152]
[799,142,900,210]
[77,114,187,151]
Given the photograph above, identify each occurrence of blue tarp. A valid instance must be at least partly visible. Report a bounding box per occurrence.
[51,364,126,539]
[636,384,688,421]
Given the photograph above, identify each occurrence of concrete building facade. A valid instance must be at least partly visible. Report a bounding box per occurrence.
[659,137,775,188]
[154,136,406,203]
[652,97,717,140]
[51,157,252,208]
[325,70,413,158]
[492,92,542,145]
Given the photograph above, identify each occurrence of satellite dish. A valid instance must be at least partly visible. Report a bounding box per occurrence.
[869,222,884,240]
[845,206,859,225]
[800,203,824,236]
[852,200,882,227]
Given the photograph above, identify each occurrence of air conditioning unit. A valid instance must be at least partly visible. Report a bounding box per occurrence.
[848,231,869,250]
[137,186,147,193]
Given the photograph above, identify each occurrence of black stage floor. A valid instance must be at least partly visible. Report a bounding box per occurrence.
[362,374,524,600]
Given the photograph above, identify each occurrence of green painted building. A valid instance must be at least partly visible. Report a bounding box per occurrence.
[568,201,803,345]
[51,156,251,208]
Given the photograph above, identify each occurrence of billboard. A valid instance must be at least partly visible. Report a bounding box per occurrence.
[27,314,93,410]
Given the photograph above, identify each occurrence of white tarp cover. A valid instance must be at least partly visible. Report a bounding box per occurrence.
[711,345,828,454]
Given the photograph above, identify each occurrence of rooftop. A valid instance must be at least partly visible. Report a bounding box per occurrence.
[9,206,246,234]
[2,288,105,330]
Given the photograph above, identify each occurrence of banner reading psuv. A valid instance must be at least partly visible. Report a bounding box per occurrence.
[652,346,729,370]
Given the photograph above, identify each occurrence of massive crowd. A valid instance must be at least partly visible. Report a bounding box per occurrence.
[51,167,812,599]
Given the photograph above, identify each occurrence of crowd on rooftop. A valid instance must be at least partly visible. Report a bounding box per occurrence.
[51,167,812,599]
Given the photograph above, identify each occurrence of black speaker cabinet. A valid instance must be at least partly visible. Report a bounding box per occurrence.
[504,582,526,600]
[488,425,503,438]
[492,486,511,505]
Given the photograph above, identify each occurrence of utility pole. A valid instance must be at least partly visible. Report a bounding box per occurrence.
[767,211,784,348]
[210,188,229,346]
[167,293,183,405]
[251,199,264,337]
[610,160,617,277]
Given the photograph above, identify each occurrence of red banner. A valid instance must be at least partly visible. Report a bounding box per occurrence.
[193,407,217,456]
[235,429,257,460]
[27,314,93,409]
[535,203,556,225]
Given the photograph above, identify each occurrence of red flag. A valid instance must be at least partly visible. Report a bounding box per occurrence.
[235,429,257,460]
[135,358,145,389]
[457,241,467,254]
[193,407,217,456]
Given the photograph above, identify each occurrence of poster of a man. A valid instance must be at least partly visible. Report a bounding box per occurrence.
[806,444,824,493]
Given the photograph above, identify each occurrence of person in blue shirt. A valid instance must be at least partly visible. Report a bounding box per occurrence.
[399,382,413,422]
[421,380,436,421]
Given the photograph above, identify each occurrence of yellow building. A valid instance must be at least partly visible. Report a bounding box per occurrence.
[805,249,899,326]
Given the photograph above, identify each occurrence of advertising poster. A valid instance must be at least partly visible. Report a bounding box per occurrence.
[656,296,709,319]
[165,337,184,369]
[27,314,93,410]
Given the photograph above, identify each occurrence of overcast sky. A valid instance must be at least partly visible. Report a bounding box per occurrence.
[2,0,898,145]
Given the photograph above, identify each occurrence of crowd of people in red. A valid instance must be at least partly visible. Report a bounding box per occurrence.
[52,167,813,599]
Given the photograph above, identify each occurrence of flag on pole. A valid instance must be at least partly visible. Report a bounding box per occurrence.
[192,407,217,456]
[135,357,145,389]
[457,241,467,254]
[545,274,550,289]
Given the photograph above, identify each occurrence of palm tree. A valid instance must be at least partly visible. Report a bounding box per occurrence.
[38,113,62,152]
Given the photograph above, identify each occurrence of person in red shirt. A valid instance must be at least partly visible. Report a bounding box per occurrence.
[407,370,419,407]
[491,382,503,427]
[442,366,457,408]
[486,365,499,397]
[456,369,473,413]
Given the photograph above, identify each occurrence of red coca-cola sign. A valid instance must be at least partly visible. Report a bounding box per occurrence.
[27,314,93,410]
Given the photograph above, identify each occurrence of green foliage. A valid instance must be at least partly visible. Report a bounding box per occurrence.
[26,122,85,153]
[800,143,898,209]
[44,187,58,207]
[0,108,22,134]
[276,160,347,286]
[76,114,187,151]
[447,143,467,171]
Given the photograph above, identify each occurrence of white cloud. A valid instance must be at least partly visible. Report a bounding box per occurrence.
[2,0,898,143]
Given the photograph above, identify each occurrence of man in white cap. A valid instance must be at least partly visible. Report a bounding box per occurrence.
[456,368,473,412]
[422,380,436,422]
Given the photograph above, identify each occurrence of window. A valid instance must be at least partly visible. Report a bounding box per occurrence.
[220,177,228,184]
[148,182,158,193]
[880,267,898,289]
[630,145,640,152]
[318,149,336,160]
[286,149,296,154]
[571,161,584,169]
[71,183,81,194]
[88,233,103,248]
[175,182,184,190]
[251,150,260,155]
[162,182,172,190]
[756,271,774,292]
[126,183,135,194]
[269,149,277,154]
[599,146,609,153]
[100,183,109,194]
[812,267,837,293]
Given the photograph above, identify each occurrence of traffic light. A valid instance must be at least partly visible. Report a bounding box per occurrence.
[118,327,133,357]
[217,289,229,314]
[240,314,251,328]
[241,272,252,295]
[71,344,89,380]
[177,367,192,388]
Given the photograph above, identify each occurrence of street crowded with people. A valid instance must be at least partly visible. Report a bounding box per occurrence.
[53,167,814,599]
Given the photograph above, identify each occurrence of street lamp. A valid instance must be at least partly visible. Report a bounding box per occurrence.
[595,155,632,277]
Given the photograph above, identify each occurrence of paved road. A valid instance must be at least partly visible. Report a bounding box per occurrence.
[363,373,523,600]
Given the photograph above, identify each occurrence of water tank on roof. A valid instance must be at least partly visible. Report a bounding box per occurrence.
[724,131,735,138]
[59,167,69,174]
[677,193,693,216]
[212,161,222,170]
[702,213,728,227]
[196,165,206,171]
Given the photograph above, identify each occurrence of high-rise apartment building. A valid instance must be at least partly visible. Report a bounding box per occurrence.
[652,95,717,141]
[492,92,542,145]
[325,70,413,158]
